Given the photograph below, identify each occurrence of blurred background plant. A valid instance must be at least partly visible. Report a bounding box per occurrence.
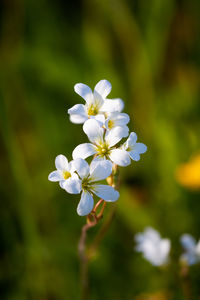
[0,0,200,299]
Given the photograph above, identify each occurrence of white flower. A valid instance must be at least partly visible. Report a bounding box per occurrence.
[180,234,200,265]
[48,155,81,193]
[122,132,147,161]
[68,79,124,124]
[135,227,171,266]
[105,111,130,132]
[72,119,131,167]
[62,158,119,216]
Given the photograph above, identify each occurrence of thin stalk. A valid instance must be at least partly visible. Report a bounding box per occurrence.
[78,168,119,300]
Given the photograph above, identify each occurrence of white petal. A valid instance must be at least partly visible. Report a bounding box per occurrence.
[100,98,124,112]
[77,191,94,216]
[114,112,130,125]
[124,132,137,149]
[72,143,96,160]
[68,104,86,115]
[105,126,129,147]
[129,152,140,161]
[93,114,105,125]
[83,119,104,144]
[59,180,65,189]
[129,143,147,161]
[55,155,69,171]
[68,104,88,124]
[94,79,112,98]
[73,158,90,179]
[48,170,63,182]
[93,90,104,107]
[93,184,119,201]
[109,149,131,166]
[90,160,113,182]
[59,174,78,189]
[181,234,196,251]
[69,115,87,124]
[74,83,93,103]
[62,178,82,194]
[68,161,76,173]
[134,143,147,154]
[106,112,130,128]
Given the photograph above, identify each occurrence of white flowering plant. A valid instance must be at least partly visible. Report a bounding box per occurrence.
[48,79,147,217]
[48,79,147,295]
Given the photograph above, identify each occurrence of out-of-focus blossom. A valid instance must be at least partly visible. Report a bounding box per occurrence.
[135,227,171,266]
[175,154,200,190]
[180,234,200,265]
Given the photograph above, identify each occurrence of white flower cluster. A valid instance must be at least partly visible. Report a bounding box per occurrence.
[48,79,147,216]
[135,227,200,267]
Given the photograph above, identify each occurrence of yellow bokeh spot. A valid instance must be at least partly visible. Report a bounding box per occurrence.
[175,154,200,190]
[63,171,71,180]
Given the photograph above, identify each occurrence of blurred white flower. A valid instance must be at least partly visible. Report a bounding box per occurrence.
[62,158,119,216]
[135,227,171,266]
[72,119,130,167]
[122,132,147,161]
[68,79,124,124]
[48,155,81,193]
[180,234,200,265]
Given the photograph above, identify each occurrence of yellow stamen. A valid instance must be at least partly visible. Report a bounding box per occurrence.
[87,103,99,116]
[82,177,93,191]
[96,142,110,157]
[108,120,114,129]
[63,171,71,180]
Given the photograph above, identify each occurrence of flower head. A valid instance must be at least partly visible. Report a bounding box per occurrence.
[72,119,131,167]
[180,234,200,265]
[105,111,130,131]
[135,227,171,266]
[62,158,119,216]
[68,80,124,124]
[122,132,147,161]
[48,155,80,191]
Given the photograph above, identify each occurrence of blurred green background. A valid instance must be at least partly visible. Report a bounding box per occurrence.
[1,0,200,299]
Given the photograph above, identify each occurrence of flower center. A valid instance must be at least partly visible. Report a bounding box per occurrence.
[126,145,133,152]
[96,142,110,157]
[63,171,71,180]
[87,103,99,116]
[108,120,114,129]
[82,177,93,191]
